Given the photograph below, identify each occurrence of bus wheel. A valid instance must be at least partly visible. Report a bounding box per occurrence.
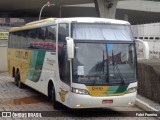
[18,78,24,89]
[51,86,59,109]
[16,71,23,88]
[14,72,19,86]
[12,67,15,77]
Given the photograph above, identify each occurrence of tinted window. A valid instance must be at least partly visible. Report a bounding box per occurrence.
[28,26,56,51]
[9,25,57,51]
[58,24,69,42]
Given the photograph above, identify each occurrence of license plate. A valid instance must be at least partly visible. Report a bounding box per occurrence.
[102,100,113,104]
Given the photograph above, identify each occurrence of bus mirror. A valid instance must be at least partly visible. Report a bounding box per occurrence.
[135,39,149,59]
[66,37,74,60]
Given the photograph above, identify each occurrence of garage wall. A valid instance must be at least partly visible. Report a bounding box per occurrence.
[138,59,160,104]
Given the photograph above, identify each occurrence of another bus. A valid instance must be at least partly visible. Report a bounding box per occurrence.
[8,17,137,109]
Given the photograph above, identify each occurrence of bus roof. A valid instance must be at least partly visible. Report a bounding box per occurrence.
[9,17,130,32]
[57,17,130,24]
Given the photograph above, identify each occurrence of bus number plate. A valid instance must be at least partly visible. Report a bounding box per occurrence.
[102,100,113,104]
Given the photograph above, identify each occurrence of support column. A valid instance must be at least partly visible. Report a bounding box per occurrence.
[95,0,118,19]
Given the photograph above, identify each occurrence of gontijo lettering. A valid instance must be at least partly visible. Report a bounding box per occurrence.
[15,51,28,60]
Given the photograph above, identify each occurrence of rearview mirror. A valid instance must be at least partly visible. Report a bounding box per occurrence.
[66,37,74,60]
[135,39,149,59]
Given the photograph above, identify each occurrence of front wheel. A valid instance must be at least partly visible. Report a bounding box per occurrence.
[18,78,24,88]
[51,86,59,109]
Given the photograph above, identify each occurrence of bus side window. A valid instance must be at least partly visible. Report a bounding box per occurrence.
[8,33,12,48]
[27,29,37,49]
[23,30,29,49]
[12,32,18,48]
[35,28,46,49]
[27,28,44,49]
[58,24,69,42]
[17,31,23,49]
[44,26,56,51]
[37,27,45,41]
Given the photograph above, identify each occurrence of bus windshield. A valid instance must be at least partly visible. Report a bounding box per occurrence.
[72,43,136,85]
[72,23,133,41]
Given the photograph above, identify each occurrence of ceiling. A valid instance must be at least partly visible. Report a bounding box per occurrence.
[0,0,95,17]
[0,0,160,24]
[0,0,93,10]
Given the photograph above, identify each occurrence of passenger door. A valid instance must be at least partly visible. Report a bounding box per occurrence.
[57,23,71,107]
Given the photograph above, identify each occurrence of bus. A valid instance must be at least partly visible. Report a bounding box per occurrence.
[8,17,137,109]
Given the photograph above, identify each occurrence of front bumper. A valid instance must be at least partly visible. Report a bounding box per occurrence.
[70,92,136,108]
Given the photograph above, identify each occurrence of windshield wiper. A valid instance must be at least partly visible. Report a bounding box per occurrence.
[106,47,109,83]
[102,50,109,83]
[112,50,125,84]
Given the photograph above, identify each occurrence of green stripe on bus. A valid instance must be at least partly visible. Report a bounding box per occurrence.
[27,50,46,82]
[103,85,128,94]
[115,85,128,93]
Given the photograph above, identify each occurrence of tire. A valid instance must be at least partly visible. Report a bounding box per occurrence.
[15,71,24,88]
[18,78,24,89]
[12,68,15,77]
[14,73,18,86]
[51,86,59,109]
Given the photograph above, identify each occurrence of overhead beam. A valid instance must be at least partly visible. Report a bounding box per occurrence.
[95,0,118,19]
[52,0,93,5]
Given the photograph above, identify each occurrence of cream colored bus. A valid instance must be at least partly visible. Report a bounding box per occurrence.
[8,17,137,109]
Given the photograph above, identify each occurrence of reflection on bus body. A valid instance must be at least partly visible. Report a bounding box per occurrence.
[29,41,56,50]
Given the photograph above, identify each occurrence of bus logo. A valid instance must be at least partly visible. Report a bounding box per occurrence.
[59,89,68,102]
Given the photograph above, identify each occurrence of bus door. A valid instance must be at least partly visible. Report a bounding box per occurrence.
[57,23,71,106]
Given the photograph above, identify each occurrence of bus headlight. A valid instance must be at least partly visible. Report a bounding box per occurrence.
[126,87,137,94]
[71,87,89,95]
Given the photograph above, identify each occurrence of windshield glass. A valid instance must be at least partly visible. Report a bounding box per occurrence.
[72,43,136,85]
[72,23,133,41]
